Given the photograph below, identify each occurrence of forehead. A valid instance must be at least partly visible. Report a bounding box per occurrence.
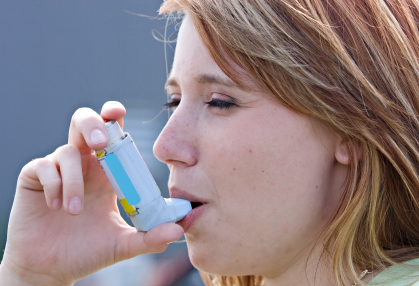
[168,16,260,92]
[170,16,226,83]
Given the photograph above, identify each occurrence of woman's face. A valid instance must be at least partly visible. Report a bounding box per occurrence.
[153,17,348,278]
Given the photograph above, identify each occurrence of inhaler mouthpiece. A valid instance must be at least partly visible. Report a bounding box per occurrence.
[165,198,193,221]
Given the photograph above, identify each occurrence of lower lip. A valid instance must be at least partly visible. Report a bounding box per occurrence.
[176,203,207,231]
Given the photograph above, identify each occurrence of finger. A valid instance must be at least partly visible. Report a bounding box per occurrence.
[34,158,63,210]
[55,145,84,215]
[17,160,47,192]
[116,223,184,261]
[142,223,184,252]
[69,107,108,152]
[100,101,126,130]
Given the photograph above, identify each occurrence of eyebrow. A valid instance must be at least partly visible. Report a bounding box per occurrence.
[164,73,241,91]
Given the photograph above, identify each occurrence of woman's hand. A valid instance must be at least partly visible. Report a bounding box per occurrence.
[0,101,184,286]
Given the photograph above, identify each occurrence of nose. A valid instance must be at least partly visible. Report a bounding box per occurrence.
[153,107,198,167]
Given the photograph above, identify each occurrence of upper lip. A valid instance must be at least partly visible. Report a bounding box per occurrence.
[169,187,206,204]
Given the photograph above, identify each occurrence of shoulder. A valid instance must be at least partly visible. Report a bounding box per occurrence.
[368,258,419,286]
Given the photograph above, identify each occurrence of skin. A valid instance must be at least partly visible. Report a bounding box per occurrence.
[153,17,351,285]
[0,15,354,286]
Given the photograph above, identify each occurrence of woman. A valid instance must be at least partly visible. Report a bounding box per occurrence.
[2,0,419,285]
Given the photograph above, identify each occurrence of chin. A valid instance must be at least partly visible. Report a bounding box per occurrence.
[186,240,253,277]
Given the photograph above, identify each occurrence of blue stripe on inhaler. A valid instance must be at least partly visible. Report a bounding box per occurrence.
[104,153,141,205]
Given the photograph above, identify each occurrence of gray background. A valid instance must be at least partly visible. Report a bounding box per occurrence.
[0,1,201,285]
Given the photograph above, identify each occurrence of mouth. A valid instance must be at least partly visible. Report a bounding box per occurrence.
[169,187,206,206]
[176,201,207,231]
[170,187,207,231]
[191,202,203,209]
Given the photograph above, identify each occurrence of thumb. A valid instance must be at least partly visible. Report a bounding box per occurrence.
[115,223,184,262]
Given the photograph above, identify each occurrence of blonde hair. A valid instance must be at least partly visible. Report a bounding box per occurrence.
[160,0,419,285]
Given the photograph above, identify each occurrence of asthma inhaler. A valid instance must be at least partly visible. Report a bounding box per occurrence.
[95,120,191,231]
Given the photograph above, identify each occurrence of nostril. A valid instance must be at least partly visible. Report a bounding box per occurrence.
[152,115,198,167]
[191,202,203,209]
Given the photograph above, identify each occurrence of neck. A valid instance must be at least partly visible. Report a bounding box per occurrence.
[263,243,335,286]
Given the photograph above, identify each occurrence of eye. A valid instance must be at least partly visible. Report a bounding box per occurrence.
[205,98,236,109]
[163,99,180,110]
[163,97,237,110]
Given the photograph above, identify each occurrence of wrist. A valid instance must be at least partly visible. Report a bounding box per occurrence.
[0,260,73,286]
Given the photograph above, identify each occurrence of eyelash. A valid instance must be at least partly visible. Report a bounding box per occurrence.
[163,99,180,110]
[163,98,236,110]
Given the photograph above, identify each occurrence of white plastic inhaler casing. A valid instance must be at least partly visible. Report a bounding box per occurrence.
[95,121,192,231]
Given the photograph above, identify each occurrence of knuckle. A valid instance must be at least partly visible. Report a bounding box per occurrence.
[84,114,99,124]
[154,245,168,253]
[64,178,84,188]
[44,178,62,192]
[72,108,101,130]
[73,108,99,125]
[18,160,38,181]
[56,144,80,157]
[72,107,93,120]
[54,145,65,154]
[33,157,52,169]
[142,234,168,254]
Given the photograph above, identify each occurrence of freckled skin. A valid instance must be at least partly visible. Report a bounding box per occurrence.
[153,16,349,285]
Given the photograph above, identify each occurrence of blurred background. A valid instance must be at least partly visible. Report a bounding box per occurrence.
[0,1,204,285]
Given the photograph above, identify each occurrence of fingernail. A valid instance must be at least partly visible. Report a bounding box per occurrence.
[52,198,61,210]
[90,129,106,144]
[69,197,82,214]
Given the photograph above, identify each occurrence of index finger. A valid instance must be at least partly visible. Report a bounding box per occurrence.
[68,108,108,152]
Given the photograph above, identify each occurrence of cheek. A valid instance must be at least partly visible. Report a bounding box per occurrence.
[201,129,266,208]
[200,110,319,208]
[190,106,338,276]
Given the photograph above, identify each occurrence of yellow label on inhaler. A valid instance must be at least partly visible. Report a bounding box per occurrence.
[120,198,139,217]
[95,150,105,159]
